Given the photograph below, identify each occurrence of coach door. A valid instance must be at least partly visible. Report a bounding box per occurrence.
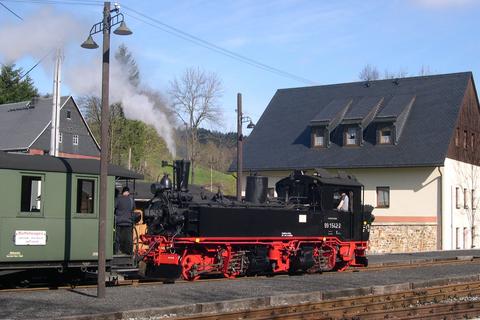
[70,174,100,262]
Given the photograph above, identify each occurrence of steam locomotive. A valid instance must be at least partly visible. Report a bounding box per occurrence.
[139,160,374,281]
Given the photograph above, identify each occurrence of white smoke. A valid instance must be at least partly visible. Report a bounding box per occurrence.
[0,6,176,157]
[0,7,83,62]
[66,60,177,156]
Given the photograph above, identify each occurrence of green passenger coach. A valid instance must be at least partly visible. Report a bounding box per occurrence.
[0,152,141,283]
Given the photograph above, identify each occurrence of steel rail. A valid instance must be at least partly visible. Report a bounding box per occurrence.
[173,281,480,319]
[1,258,479,293]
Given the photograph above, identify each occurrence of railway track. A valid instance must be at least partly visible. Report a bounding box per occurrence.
[174,281,480,320]
[0,256,478,293]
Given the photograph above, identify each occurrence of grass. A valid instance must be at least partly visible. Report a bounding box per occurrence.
[191,166,236,195]
[143,163,236,196]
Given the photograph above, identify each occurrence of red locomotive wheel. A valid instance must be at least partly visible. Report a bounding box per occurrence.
[181,255,202,281]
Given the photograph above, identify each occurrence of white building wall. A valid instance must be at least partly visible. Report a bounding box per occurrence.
[246,167,440,220]
[443,158,480,250]
[244,167,441,253]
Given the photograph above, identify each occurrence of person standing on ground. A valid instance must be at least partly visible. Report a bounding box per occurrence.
[115,186,135,255]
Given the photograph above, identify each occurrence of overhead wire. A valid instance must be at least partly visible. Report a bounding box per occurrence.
[0,1,23,20]
[0,1,56,79]
[0,0,316,85]
[0,0,101,6]
[121,5,316,85]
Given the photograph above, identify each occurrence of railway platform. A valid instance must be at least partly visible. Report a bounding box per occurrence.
[1,249,480,320]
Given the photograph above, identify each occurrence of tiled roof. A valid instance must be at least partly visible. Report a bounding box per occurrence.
[0,96,68,150]
[236,72,472,171]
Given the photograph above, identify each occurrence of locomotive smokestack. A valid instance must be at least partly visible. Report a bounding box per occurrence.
[174,160,190,192]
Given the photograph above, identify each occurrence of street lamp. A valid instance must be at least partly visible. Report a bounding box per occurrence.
[81,1,132,299]
[236,93,255,202]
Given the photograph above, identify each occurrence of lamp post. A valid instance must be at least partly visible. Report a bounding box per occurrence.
[236,93,255,202]
[81,1,132,299]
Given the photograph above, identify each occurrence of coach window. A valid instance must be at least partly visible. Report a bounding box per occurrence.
[20,175,43,214]
[376,187,390,208]
[76,179,95,214]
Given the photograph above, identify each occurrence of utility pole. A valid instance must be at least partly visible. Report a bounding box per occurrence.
[236,93,243,202]
[49,48,63,157]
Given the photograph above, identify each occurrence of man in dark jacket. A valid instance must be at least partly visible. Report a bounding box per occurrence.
[115,187,135,255]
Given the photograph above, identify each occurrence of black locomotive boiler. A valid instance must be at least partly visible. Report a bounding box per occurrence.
[139,160,374,281]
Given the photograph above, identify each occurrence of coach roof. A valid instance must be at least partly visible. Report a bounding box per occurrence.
[0,152,143,179]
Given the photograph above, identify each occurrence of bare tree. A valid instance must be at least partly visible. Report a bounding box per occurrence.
[419,65,432,76]
[359,64,380,81]
[455,138,480,248]
[384,68,408,79]
[169,67,223,184]
[79,96,124,163]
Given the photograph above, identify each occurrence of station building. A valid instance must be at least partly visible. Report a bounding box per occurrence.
[0,96,100,159]
[235,72,480,253]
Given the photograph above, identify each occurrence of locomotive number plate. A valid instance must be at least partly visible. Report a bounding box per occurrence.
[324,222,342,229]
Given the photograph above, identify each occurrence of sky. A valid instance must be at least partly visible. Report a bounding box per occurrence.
[1,0,480,133]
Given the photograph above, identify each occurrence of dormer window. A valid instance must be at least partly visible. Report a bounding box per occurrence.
[379,127,392,144]
[345,127,357,146]
[311,127,326,147]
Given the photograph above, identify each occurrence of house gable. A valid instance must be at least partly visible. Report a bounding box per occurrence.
[446,76,480,166]
[30,96,100,158]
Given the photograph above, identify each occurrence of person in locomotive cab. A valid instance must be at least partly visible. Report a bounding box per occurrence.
[336,192,349,212]
[115,187,135,255]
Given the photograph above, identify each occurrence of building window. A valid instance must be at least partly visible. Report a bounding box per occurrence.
[379,127,392,144]
[21,175,42,212]
[76,179,95,213]
[59,132,63,143]
[345,127,357,146]
[312,128,325,147]
[464,188,469,209]
[472,133,475,149]
[473,189,477,210]
[376,186,390,208]
[456,227,460,249]
[73,134,79,146]
[456,187,461,209]
[455,128,459,146]
[66,110,71,120]
[464,130,468,149]
[463,227,468,249]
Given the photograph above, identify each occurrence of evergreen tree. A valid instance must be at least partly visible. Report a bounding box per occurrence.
[0,64,39,104]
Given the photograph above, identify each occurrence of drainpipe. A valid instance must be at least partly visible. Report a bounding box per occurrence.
[436,166,443,250]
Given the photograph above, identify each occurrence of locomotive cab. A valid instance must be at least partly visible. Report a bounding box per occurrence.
[275,170,365,242]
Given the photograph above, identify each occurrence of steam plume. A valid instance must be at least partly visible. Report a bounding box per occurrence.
[0,6,176,156]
